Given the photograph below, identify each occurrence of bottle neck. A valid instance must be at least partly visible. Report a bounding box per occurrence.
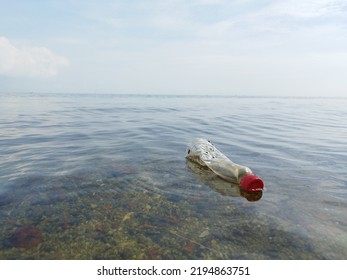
[207,159,252,184]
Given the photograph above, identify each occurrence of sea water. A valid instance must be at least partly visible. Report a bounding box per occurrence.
[0,93,346,259]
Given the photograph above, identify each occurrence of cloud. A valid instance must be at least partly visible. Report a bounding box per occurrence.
[0,36,69,78]
[268,0,347,19]
[1,1,346,96]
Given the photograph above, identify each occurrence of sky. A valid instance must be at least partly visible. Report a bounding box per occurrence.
[0,0,347,96]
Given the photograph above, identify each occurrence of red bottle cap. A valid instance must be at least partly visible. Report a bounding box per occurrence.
[240,174,264,192]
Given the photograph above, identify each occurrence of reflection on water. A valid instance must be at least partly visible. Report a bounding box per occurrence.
[186,160,263,202]
[0,93,346,259]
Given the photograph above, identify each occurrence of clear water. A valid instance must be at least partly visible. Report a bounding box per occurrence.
[0,93,346,259]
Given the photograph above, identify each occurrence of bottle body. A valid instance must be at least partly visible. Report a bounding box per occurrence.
[186,138,264,192]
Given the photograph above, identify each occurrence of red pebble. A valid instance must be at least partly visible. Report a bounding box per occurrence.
[9,225,43,249]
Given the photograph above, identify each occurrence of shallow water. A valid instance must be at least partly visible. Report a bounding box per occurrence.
[0,93,346,259]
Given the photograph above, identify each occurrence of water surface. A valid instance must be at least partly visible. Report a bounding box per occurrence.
[0,93,346,259]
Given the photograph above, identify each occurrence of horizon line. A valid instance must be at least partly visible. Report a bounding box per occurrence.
[1,91,346,99]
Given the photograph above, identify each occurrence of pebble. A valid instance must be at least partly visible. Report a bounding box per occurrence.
[199,229,209,238]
